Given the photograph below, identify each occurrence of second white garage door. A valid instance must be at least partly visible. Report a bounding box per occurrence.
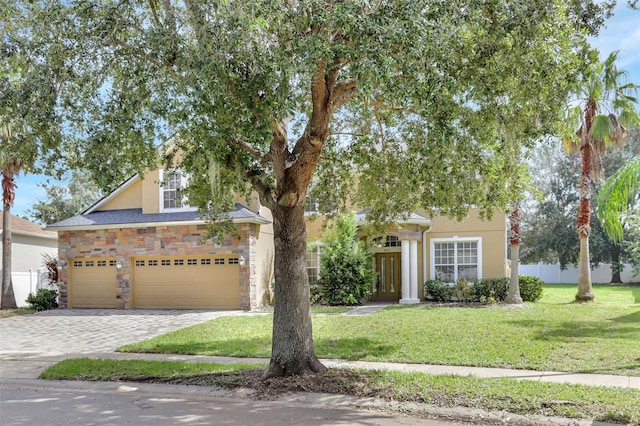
[132,255,240,309]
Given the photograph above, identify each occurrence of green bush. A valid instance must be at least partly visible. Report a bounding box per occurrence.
[423,279,454,302]
[472,277,509,302]
[518,275,544,302]
[316,213,375,305]
[26,288,59,312]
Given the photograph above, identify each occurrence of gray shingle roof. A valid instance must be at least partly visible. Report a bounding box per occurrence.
[47,204,270,230]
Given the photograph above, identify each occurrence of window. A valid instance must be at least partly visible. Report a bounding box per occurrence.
[372,235,400,247]
[160,169,195,211]
[306,245,322,283]
[304,194,319,214]
[431,238,481,283]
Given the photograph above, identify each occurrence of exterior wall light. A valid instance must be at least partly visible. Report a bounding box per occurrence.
[56,259,67,272]
[238,255,246,267]
[116,258,125,271]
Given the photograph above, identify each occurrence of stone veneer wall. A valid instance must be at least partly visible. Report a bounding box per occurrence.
[57,223,259,310]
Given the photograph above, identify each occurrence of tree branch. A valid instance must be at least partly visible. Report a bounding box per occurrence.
[230,137,270,163]
[329,79,357,113]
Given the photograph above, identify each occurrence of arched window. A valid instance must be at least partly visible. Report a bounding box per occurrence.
[372,235,400,247]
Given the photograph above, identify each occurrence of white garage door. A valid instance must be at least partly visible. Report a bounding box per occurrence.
[133,255,241,309]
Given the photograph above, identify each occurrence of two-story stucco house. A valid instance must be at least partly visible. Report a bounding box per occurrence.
[48,163,507,310]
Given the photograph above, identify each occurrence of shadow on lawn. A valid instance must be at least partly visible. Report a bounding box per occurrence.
[119,337,395,361]
[507,319,640,341]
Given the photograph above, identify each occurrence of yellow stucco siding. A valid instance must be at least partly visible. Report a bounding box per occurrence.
[142,169,160,214]
[425,208,507,281]
[305,215,330,241]
[98,179,143,211]
[254,208,275,307]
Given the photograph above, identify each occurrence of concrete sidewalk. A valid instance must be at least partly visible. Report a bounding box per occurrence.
[2,350,638,390]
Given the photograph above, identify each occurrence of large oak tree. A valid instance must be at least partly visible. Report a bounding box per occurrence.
[8,0,613,376]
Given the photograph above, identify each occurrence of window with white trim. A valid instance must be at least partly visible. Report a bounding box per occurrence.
[304,194,319,214]
[306,244,323,284]
[159,169,196,211]
[431,238,481,283]
[372,235,400,247]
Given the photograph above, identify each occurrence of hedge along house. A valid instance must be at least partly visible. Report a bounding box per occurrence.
[304,198,508,304]
[47,165,274,310]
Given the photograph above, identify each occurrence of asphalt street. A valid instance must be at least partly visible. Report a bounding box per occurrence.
[1,380,464,426]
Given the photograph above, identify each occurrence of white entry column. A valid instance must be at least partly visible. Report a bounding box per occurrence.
[410,240,419,301]
[400,239,420,305]
[400,240,410,304]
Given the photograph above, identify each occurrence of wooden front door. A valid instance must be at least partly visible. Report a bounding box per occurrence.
[374,252,401,301]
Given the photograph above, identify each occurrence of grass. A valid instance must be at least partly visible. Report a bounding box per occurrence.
[256,306,351,314]
[119,284,640,376]
[0,307,35,318]
[41,358,640,424]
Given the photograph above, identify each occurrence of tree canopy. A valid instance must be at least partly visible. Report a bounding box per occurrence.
[3,0,617,374]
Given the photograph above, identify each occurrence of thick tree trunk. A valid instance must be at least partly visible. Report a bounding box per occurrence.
[506,205,523,304]
[610,245,622,284]
[2,201,18,309]
[261,203,326,379]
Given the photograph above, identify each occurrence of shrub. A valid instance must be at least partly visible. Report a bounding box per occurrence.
[455,279,473,302]
[518,275,544,302]
[41,253,59,286]
[26,288,59,312]
[423,279,453,302]
[472,277,509,302]
[316,213,375,305]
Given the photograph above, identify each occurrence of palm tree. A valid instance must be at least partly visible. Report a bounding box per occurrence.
[1,126,26,309]
[565,50,640,302]
[597,156,640,243]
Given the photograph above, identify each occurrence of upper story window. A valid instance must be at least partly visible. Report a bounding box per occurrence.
[305,194,319,214]
[160,169,196,212]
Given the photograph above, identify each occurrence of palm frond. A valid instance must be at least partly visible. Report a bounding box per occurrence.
[597,156,640,243]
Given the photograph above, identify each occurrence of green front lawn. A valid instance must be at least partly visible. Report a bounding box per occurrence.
[119,284,640,376]
[41,358,640,424]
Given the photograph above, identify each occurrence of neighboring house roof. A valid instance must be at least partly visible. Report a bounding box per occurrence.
[354,210,432,227]
[46,204,271,231]
[0,212,58,240]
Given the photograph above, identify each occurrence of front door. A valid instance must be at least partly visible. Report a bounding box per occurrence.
[374,252,401,301]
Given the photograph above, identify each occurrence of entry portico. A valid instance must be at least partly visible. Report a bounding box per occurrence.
[358,212,431,305]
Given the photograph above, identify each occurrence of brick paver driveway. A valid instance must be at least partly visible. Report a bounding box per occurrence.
[0,309,237,356]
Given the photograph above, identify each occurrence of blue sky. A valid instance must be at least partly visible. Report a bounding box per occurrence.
[9,4,640,221]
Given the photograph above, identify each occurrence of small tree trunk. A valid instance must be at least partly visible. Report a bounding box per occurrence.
[262,203,326,379]
[576,113,594,302]
[2,200,18,309]
[506,204,523,304]
[576,236,594,301]
[610,245,622,284]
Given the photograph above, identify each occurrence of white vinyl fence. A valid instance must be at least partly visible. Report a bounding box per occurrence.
[519,262,638,284]
[0,269,49,307]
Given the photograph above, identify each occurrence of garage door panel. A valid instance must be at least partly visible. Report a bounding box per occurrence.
[133,255,240,309]
[70,258,117,308]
